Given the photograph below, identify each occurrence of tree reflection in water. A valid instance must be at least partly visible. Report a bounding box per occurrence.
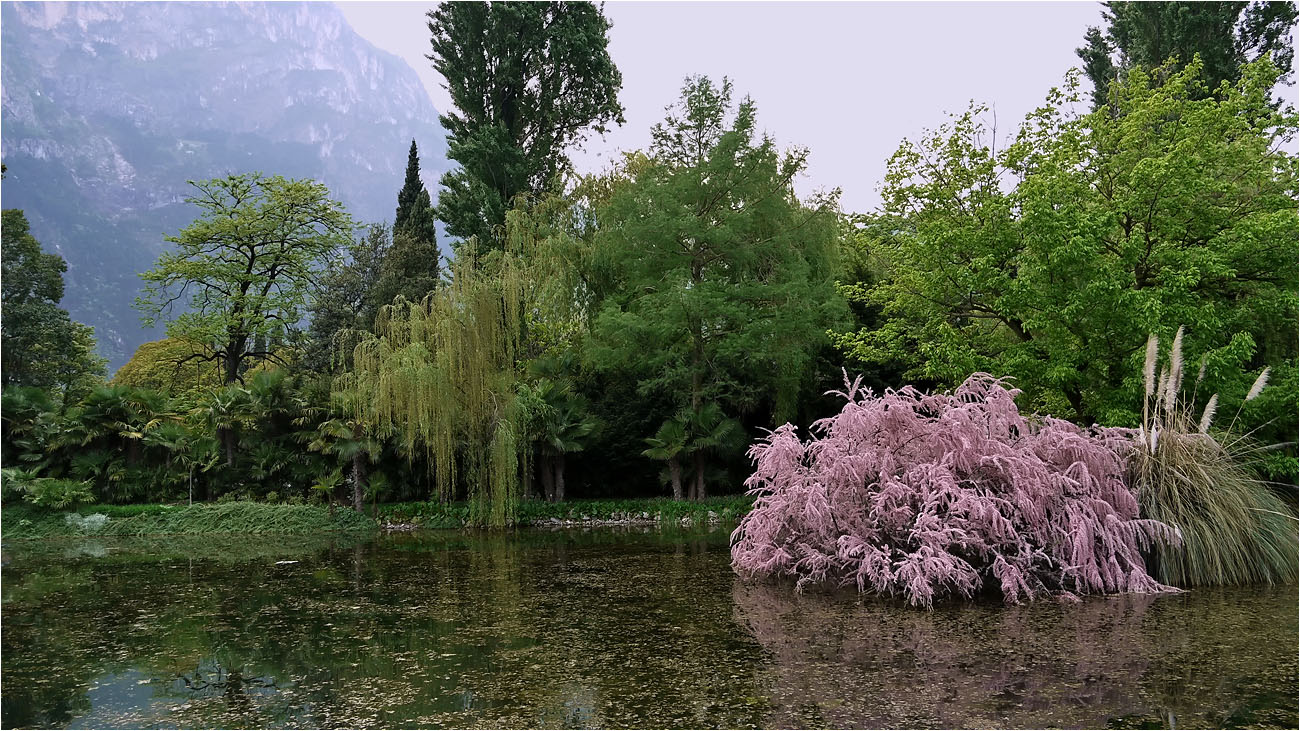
[1,530,1294,729]
[732,580,1298,728]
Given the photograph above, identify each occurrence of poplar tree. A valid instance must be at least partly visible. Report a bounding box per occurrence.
[427,1,623,253]
[1077,1,1297,107]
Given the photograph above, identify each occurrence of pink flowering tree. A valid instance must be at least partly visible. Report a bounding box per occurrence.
[730,373,1181,607]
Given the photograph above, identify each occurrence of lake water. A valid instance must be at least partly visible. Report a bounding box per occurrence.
[2,527,1296,729]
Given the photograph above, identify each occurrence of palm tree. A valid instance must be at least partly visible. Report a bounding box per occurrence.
[197,385,250,470]
[531,380,596,502]
[1,386,58,472]
[680,402,743,501]
[643,418,688,500]
[143,422,217,505]
[308,417,382,512]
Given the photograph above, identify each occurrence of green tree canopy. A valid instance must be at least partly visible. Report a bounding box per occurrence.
[835,59,1297,451]
[586,76,846,493]
[1,208,106,398]
[136,174,354,384]
[112,337,229,399]
[427,0,624,252]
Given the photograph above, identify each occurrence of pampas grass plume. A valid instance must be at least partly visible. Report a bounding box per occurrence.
[1245,367,1270,401]
[1144,334,1159,398]
[1169,326,1185,395]
[1199,394,1218,433]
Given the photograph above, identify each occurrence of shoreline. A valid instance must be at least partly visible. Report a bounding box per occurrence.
[2,498,752,542]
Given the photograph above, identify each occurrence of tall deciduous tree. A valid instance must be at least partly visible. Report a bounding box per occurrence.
[835,60,1297,471]
[136,173,354,385]
[427,0,624,252]
[1,209,106,399]
[1077,1,1298,107]
[588,77,846,497]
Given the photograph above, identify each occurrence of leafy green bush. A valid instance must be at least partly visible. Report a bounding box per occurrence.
[23,478,96,509]
[2,468,95,509]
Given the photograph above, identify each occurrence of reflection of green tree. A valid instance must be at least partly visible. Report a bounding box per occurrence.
[11,531,1289,729]
[2,529,772,728]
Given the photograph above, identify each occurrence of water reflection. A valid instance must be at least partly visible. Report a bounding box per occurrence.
[1,528,1295,729]
[731,581,1298,729]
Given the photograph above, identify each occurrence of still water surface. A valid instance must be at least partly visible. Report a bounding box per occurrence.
[2,527,1296,729]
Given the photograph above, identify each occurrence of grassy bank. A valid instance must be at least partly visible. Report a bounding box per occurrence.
[377,495,755,529]
[2,502,377,541]
[2,495,756,541]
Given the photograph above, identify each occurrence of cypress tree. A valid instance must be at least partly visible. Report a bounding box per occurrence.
[426,1,624,254]
[395,139,425,231]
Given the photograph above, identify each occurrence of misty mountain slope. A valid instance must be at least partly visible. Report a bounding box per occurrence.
[1,1,446,370]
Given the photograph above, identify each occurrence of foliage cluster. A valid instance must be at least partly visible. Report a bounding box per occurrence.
[1076,1,1297,107]
[731,374,1181,607]
[834,58,1298,479]
[1,208,106,399]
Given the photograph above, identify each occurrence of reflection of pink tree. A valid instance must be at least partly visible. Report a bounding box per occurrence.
[732,581,1298,728]
[732,374,1179,606]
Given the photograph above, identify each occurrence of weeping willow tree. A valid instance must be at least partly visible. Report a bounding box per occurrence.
[335,196,587,527]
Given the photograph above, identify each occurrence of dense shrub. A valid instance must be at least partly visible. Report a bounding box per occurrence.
[731,374,1180,607]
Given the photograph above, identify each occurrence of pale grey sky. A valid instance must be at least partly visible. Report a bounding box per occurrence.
[337,1,1107,214]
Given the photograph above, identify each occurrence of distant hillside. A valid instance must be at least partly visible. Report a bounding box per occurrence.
[1,1,446,370]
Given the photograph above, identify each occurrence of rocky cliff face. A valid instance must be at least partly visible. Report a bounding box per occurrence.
[2,1,445,369]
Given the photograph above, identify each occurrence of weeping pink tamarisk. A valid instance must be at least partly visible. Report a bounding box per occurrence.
[730,373,1181,607]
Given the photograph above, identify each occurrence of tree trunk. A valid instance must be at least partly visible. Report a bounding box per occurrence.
[352,451,366,512]
[221,428,236,468]
[521,452,534,500]
[554,453,566,502]
[694,453,706,501]
[668,457,683,500]
[541,455,556,502]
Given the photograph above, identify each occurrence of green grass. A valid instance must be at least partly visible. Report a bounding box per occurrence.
[376,495,755,529]
[2,502,376,541]
[2,495,756,541]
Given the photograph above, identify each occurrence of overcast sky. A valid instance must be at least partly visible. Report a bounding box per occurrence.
[337,1,1108,214]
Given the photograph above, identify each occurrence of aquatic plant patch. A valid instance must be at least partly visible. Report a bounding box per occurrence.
[731,374,1181,607]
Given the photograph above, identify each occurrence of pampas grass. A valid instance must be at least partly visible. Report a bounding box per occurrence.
[1132,332,1297,587]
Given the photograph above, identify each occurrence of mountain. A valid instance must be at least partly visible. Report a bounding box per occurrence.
[1,1,446,370]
